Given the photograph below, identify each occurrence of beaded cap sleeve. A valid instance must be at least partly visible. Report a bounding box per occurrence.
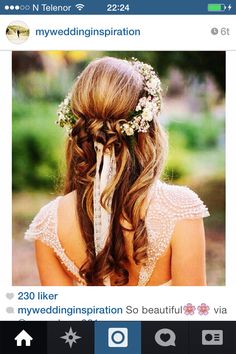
[138,180,209,285]
[24,197,85,285]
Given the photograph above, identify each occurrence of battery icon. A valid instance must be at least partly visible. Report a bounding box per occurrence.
[208,4,227,12]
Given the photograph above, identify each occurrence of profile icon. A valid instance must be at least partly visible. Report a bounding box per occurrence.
[6,21,29,44]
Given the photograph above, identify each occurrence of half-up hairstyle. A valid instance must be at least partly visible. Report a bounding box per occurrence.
[64,57,168,285]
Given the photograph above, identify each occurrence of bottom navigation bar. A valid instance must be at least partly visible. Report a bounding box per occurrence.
[0,321,235,354]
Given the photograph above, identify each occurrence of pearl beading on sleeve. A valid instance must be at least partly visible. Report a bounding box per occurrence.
[24,197,86,286]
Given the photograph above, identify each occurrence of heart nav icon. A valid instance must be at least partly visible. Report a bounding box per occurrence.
[155,328,176,347]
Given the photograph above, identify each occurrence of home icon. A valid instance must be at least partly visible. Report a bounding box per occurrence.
[14,329,33,347]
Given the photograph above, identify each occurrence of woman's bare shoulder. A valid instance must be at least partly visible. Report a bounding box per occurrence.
[59,190,77,210]
[57,190,78,233]
[57,191,86,263]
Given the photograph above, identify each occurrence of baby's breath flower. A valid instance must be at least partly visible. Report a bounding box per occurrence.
[125,126,134,136]
[55,92,76,134]
[121,58,162,136]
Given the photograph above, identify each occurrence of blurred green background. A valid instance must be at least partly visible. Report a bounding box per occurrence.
[12,51,225,286]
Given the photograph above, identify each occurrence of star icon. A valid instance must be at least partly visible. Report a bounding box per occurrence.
[60,327,82,348]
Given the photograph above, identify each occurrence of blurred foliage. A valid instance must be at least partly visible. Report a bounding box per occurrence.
[13,69,74,102]
[12,99,65,191]
[163,115,224,181]
[163,147,190,181]
[167,116,224,150]
[106,51,225,93]
[164,147,225,182]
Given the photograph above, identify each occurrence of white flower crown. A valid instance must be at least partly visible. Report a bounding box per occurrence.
[56,58,162,136]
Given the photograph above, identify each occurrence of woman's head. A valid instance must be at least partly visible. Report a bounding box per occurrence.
[63,56,168,285]
[71,57,143,128]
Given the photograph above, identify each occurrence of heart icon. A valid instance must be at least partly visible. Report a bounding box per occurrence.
[160,333,171,342]
[155,328,176,347]
[6,293,14,300]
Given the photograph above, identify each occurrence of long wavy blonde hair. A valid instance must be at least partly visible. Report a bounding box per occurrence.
[64,57,168,285]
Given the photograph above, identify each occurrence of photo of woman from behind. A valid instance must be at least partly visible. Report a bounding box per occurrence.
[25,57,209,286]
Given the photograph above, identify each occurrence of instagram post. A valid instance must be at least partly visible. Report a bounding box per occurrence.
[1,1,236,353]
[12,51,225,288]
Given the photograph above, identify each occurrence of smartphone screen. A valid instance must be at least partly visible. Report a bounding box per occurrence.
[0,0,234,353]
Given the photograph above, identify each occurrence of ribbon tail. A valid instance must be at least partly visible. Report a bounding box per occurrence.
[93,142,116,285]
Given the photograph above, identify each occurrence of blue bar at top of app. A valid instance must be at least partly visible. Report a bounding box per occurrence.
[0,0,235,15]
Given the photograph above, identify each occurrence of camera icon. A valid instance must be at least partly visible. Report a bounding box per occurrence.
[108,328,128,347]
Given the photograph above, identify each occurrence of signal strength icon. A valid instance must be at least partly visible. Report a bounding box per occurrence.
[75,3,85,11]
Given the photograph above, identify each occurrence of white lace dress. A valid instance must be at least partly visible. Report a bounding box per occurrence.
[25,180,209,286]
